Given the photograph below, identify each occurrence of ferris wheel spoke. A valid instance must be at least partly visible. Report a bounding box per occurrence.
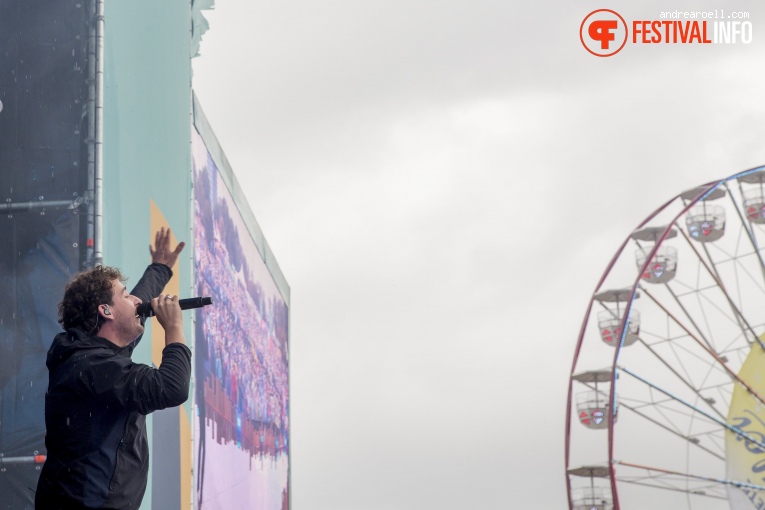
[579,378,724,457]
[676,225,763,348]
[646,279,752,352]
[614,477,728,500]
[730,253,765,302]
[639,285,724,353]
[629,337,726,420]
[617,405,724,460]
[676,284,747,337]
[647,398,719,427]
[615,460,758,498]
[643,398,722,448]
[638,286,765,394]
[653,281,718,352]
[621,366,765,451]
[652,335,743,411]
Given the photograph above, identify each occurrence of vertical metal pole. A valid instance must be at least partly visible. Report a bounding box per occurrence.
[94,0,105,266]
[85,0,96,267]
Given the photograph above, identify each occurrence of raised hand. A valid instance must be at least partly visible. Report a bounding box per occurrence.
[149,227,185,268]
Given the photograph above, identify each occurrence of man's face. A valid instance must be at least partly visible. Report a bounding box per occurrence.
[108,280,144,343]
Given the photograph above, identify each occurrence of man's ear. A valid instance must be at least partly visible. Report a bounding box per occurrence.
[100,305,112,318]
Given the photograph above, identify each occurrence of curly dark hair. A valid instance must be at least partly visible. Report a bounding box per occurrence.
[59,265,127,333]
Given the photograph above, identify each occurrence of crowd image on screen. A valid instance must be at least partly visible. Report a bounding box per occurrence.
[193,154,289,464]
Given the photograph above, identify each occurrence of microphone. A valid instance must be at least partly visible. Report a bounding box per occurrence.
[137,296,213,318]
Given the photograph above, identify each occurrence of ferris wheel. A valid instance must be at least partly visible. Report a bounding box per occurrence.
[565,166,765,510]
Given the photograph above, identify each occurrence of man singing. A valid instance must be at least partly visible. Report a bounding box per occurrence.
[35,228,190,509]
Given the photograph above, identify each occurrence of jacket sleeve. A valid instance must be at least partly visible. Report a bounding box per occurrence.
[129,263,172,349]
[129,263,173,303]
[85,343,192,414]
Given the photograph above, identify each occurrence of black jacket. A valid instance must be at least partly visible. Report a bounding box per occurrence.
[35,264,192,509]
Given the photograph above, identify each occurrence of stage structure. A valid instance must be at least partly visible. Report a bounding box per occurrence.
[0,1,92,507]
[566,166,765,510]
[0,1,290,509]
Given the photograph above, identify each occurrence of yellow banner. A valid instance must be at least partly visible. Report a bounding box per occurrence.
[726,342,765,508]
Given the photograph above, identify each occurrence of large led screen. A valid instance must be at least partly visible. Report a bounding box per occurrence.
[192,128,290,509]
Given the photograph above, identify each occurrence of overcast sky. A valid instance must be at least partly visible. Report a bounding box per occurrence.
[190,1,765,508]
